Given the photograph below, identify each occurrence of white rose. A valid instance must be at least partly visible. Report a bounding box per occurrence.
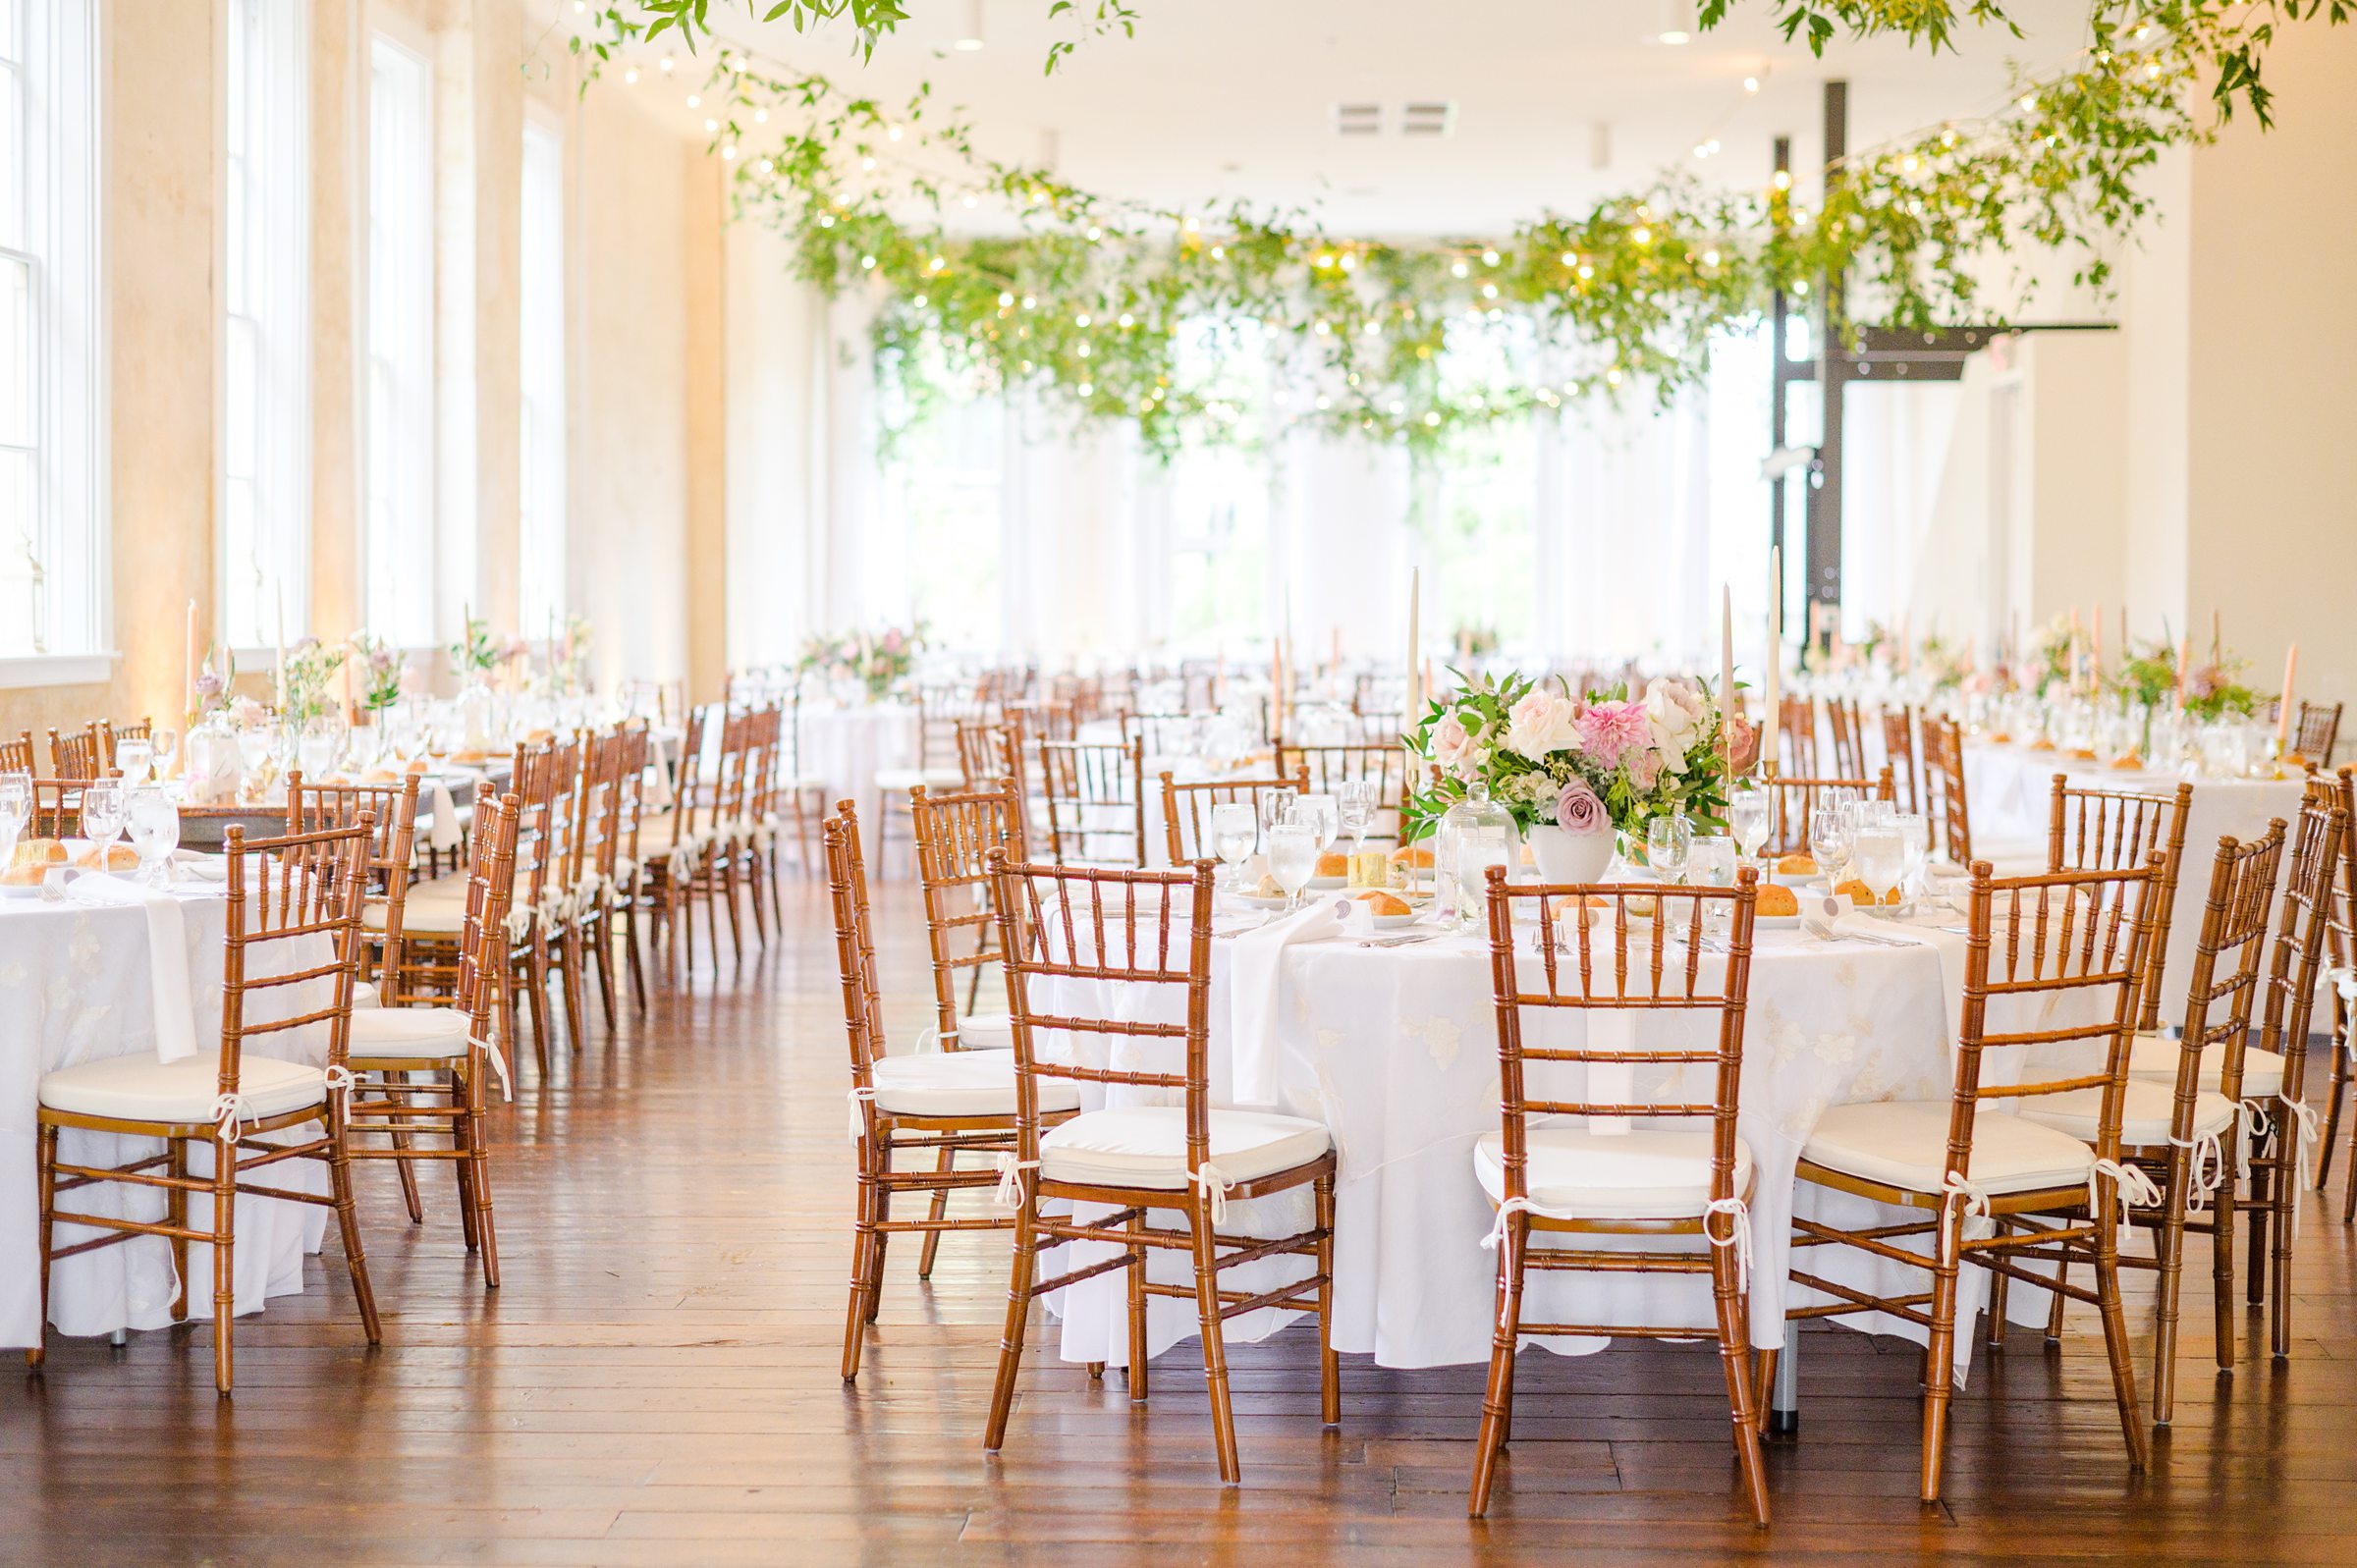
[1503,689,1580,760]
[1643,677,1706,773]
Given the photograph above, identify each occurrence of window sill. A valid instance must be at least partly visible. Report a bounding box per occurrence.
[0,652,120,690]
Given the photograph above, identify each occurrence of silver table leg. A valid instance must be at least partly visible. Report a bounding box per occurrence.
[1769,1320,1800,1434]
[109,1326,128,1348]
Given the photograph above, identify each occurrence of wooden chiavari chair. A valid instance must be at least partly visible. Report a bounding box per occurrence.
[1159,769,1310,865]
[827,803,1078,1380]
[2228,789,2341,1342]
[608,724,654,1011]
[1919,713,1974,865]
[1277,743,1411,845]
[1005,697,1076,742]
[1776,694,1818,776]
[47,724,104,781]
[27,821,381,1393]
[2048,775,2195,1034]
[1034,735,1146,868]
[540,734,595,1051]
[772,689,828,877]
[570,728,628,1031]
[1826,696,1868,780]
[1782,858,2164,1500]
[873,684,990,876]
[27,779,80,838]
[686,708,759,960]
[344,792,522,1285]
[1881,705,1921,814]
[491,739,566,1071]
[980,851,1339,1483]
[2,730,35,773]
[2268,697,2342,766]
[743,703,790,920]
[635,704,713,979]
[910,783,1026,1054]
[2316,768,2357,1210]
[1468,866,1769,1523]
[1990,825,2280,1422]
[1760,767,1894,856]
[955,716,1014,788]
[97,717,152,771]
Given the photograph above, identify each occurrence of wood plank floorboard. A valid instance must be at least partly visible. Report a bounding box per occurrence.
[4,877,2355,1565]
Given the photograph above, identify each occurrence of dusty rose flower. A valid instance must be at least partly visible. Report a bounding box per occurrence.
[194,672,224,700]
[1555,778,1608,834]
[1724,716,1759,776]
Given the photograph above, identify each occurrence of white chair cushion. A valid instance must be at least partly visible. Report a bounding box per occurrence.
[39,1054,327,1124]
[921,766,966,788]
[1472,1125,1752,1221]
[352,980,381,1010]
[349,1006,471,1062]
[868,1052,1080,1120]
[366,875,469,934]
[2125,1030,2284,1099]
[873,767,930,793]
[950,1013,1013,1051]
[2017,1079,2238,1148]
[1038,1105,1331,1191]
[1803,1100,2095,1197]
[636,815,681,856]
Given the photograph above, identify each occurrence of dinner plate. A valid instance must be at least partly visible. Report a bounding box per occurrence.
[1307,874,1349,890]
[0,880,45,899]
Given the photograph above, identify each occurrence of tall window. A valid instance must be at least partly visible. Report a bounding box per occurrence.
[0,2,101,665]
[1163,317,1272,649]
[221,0,310,649]
[364,35,433,645]
[885,396,1004,650]
[518,113,566,630]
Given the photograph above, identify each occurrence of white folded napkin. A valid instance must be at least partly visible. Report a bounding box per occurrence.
[70,872,198,1063]
[1225,895,1349,1108]
[427,777,462,852]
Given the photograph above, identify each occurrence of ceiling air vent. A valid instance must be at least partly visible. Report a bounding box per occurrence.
[1333,103,1382,136]
[1398,101,1456,136]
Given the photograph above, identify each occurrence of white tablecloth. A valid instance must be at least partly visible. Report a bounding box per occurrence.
[1035,904,2100,1379]
[1964,741,2306,1022]
[0,887,337,1349]
[800,703,921,807]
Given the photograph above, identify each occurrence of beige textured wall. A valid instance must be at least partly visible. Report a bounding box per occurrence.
[0,0,717,743]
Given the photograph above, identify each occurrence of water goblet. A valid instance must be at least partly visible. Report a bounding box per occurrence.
[1267,823,1317,914]
[0,770,30,867]
[1686,835,1738,938]
[1211,802,1256,892]
[125,785,181,885]
[81,780,127,863]
[1852,824,1905,918]
[114,738,153,786]
[1259,786,1297,852]
[1646,814,1692,884]
[149,728,180,780]
[1296,792,1341,853]
[1727,780,1771,871]
[1809,801,1852,887]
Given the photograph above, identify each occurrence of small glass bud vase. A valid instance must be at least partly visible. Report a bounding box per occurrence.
[1437,781,1516,933]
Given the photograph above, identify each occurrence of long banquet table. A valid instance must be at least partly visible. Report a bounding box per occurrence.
[1032,893,2103,1385]
[0,870,337,1349]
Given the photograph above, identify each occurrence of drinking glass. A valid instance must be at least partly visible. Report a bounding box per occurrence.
[1809,801,1852,885]
[149,728,179,780]
[1646,814,1692,884]
[1852,825,1905,917]
[1259,786,1297,852]
[1211,802,1256,892]
[1727,780,1770,869]
[114,738,153,786]
[1338,780,1375,857]
[125,785,181,885]
[0,770,30,866]
[82,780,127,860]
[300,716,341,782]
[1296,792,1341,852]
[1686,834,1738,938]
[236,718,274,775]
[1894,811,1932,898]
[1267,823,1317,913]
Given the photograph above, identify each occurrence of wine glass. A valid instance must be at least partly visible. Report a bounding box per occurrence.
[1809,801,1852,887]
[301,716,341,782]
[1893,811,1932,903]
[1296,792,1341,854]
[114,737,153,786]
[1211,802,1256,892]
[125,785,181,885]
[1646,814,1692,884]
[1687,834,1738,938]
[81,780,127,865]
[1853,824,1905,917]
[0,770,30,867]
[1338,780,1375,862]
[149,728,179,782]
[1727,780,1770,871]
[1267,822,1317,914]
[1258,786,1297,853]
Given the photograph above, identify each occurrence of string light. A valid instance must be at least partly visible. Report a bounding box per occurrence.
[1743,75,1760,92]
[622,67,638,84]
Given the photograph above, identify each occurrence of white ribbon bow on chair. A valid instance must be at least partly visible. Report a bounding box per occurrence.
[2088,1158,2164,1228]
[1937,1170,1993,1261]
[1479,1197,1541,1329]
[211,1093,248,1148]
[992,1153,1039,1211]
[846,1086,877,1144]
[1703,1197,1753,1294]
[322,1064,357,1100]
[1190,1162,1236,1227]
[472,1035,515,1102]
[2166,1128,2227,1215]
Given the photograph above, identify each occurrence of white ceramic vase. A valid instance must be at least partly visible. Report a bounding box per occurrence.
[1526,822,1615,884]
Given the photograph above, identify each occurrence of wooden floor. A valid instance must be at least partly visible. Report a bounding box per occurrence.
[7,875,2357,1565]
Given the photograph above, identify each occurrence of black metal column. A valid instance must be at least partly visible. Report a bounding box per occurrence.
[1806,81,1848,641]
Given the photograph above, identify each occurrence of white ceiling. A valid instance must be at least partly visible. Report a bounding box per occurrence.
[611,0,2102,237]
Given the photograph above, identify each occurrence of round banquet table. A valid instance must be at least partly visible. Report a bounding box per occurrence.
[0,874,338,1350]
[799,702,922,808]
[1032,894,2106,1384]
[1963,740,2307,1023]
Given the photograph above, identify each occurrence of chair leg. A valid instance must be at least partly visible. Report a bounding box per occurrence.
[2213,1137,2240,1374]
[2151,1152,2191,1426]
[450,1081,483,1256]
[560,931,589,1055]
[2319,1029,2348,1195]
[745,852,770,946]
[2046,1258,2069,1342]
[168,1137,190,1323]
[211,1140,239,1396]
[623,896,647,1012]
[326,1104,382,1348]
[1468,1216,1524,1517]
[589,910,619,1030]
[26,1125,58,1372]
[2249,1138,2275,1302]
[1918,1217,1963,1503]
[1751,1347,1779,1434]
[1125,1210,1150,1404]
[982,1204,1041,1451]
[1189,1202,1243,1486]
[1314,1171,1340,1429]
[522,950,553,1077]
[718,855,743,963]
[1985,1217,2012,1346]
[842,1162,879,1381]
[865,1145,892,1323]
[388,1076,424,1224]
[2272,1136,2299,1359]
[917,1145,954,1280]
[2094,1209,2152,1473]
[1712,1216,1772,1527]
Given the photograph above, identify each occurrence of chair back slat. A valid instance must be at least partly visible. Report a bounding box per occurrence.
[1035,737,1145,867]
[2258,786,2349,1105]
[220,821,374,1092]
[1159,768,1310,865]
[1763,768,1894,856]
[1826,698,1868,779]
[909,782,1026,1050]
[1880,706,1920,814]
[1920,715,1973,864]
[286,774,422,996]
[1276,744,1410,845]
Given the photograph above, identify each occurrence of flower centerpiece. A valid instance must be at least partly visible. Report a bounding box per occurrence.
[347,632,406,714]
[798,622,925,702]
[2182,654,2260,724]
[1404,671,1737,882]
[1915,631,1970,692]
[279,637,348,726]
[449,616,503,679]
[2026,615,2075,697]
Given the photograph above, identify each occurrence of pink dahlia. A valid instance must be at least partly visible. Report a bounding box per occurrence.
[1576,699,1652,769]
